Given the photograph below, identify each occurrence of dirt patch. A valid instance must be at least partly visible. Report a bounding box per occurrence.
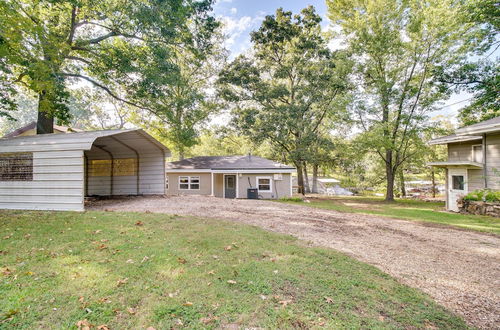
[88,195,500,329]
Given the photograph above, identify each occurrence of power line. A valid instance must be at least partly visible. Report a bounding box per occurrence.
[435,97,473,110]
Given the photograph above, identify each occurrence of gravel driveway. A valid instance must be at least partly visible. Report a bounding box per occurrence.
[88,195,500,329]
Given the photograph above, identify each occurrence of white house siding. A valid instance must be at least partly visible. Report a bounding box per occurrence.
[237,173,292,199]
[448,141,475,161]
[0,150,85,211]
[486,133,500,189]
[468,169,484,192]
[166,172,212,195]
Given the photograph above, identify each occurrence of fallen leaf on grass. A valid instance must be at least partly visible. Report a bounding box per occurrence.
[135,221,144,226]
[76,319,92,330]
[93,230,102,234]
[0,250,7,255]
[126,259,134,264]
[183,302,193,307]
[141,256,150,263]
[224,245,232,251]
[1,267,13,276]
[324,297,334,304]
[96,244,108,250]
[24,234,31,239]
[127,307,137,315]
[116,278,128,287]
[207,270,215,275]
[227,280,237,284]
[200,316,219,324]
[177,257,187,264]
[146,327,156,330]
[97,325,109,330]
[3,234,12,240]
[260,295,267,300]
[278,300,292,307]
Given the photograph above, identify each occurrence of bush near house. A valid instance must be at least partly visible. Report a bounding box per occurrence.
[463,190,500,203]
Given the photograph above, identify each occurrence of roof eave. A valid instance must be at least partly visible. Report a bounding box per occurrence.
[456,123,500,136]
[427,161,483,169]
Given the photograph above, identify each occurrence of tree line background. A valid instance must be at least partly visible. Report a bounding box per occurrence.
[0,0,498,200]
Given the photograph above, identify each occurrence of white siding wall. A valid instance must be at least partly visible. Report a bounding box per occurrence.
[0,150,84,211]
[486,133,500,190]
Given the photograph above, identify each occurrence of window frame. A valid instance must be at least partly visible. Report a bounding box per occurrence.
[256,176,272,193]
[178,176,201,190]
[471,144,483,163]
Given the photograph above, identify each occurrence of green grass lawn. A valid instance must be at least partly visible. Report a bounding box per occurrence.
[0,210,467,329]
[280,196,500,234]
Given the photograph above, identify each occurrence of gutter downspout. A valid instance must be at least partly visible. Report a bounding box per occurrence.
[483,134,487,189]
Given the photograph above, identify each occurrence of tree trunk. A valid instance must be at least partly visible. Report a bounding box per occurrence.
[312,163,319,194]
[399,170,406,198]
[385,152,395,201]
[36,92,54,134]
[431,169,436,198]
[303,163,310,193]
[178,148,185,160]
[296,163,305,195]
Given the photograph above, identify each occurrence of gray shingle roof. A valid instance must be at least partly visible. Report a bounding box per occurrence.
[166,155,294,170]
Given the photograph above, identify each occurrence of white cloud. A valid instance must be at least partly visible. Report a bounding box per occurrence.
[230,7,237,14]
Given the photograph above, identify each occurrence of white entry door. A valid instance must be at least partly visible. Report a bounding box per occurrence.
[448,168,467,212]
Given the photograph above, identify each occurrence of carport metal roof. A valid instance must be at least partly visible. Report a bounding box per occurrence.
[0,129,169,154]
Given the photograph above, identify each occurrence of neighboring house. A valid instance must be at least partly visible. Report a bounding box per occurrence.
[166,155,295,199]
[0,129,169,211]
[2,121,82,138]
[429,117,500,211]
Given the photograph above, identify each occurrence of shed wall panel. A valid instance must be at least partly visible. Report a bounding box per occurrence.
[0,150,84,211]
[486,133,500,189]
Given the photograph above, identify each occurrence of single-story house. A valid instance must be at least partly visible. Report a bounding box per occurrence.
[428,116,500,211]
[166,155,295,199]
[0,129,169,211]
[3,121,82,138]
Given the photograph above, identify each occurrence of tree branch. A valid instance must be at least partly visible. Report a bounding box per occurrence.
[59,73,150,111]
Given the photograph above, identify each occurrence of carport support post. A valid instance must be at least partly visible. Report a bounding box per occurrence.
[483,134,487,188]
[211,172,214,196]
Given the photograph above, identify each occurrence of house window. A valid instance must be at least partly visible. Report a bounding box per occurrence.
[472,145,483,163]
[179,176,200,190]
[452,175,464,190]
[89,159,137,177]
[0,152,33,181]
[257,176,272,192]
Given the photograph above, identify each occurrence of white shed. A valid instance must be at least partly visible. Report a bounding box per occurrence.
[0,129,170,211]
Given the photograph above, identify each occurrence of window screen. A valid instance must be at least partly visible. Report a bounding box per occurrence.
[257,177,271,192]
[452,175,464,190]
[179,176,200,190]
[0,152,33,181]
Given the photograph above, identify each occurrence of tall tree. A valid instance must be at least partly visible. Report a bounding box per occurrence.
[435,0,499,126]
[129,32,227,160]
[218,6,351,193]
[327,0,482,201]
[0,0,217,134]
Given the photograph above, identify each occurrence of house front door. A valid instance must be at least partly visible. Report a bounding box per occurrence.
[448,168,467,212]
[224,175,236,199]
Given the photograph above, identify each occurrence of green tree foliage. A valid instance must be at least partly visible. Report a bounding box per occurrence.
[327,0,482,201]
[218,6,351,193]
[0,0,218,133]
[435,0,499,126]
[129,32,227,160]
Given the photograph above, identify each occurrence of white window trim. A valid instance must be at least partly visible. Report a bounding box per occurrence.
[471,144,483,163]
[178,176,200,190]
[256,176,272,193]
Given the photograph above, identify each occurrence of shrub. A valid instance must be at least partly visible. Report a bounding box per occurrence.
[463,189,500,203]
[280,197,304,202]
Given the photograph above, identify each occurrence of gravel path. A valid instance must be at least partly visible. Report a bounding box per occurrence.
[88,195,500,329]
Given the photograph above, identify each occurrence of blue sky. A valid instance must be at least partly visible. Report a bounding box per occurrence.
[211,0,480,123]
